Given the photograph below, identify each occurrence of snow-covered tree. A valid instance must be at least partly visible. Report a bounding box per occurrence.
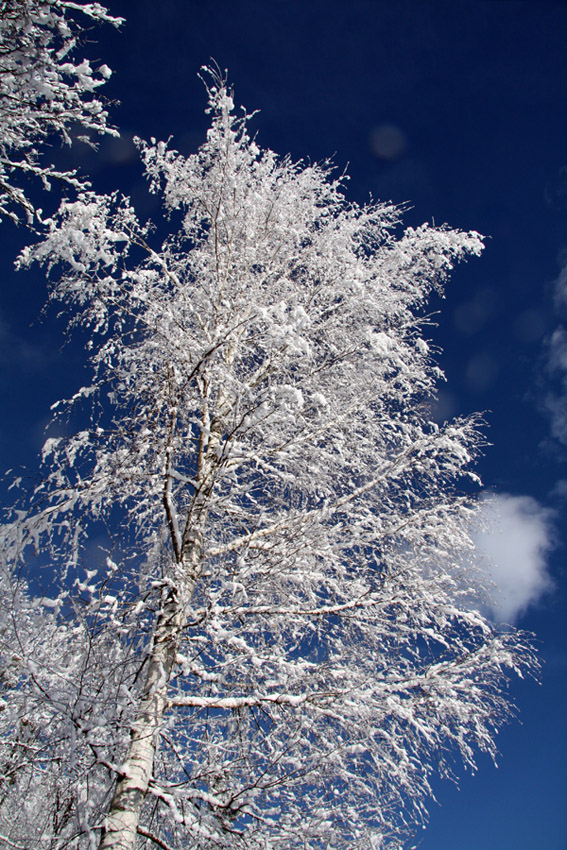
[2,70,535,850]
[0,0,123,225]
[0,552,132,847]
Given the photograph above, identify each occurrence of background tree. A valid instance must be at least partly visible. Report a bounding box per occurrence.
[0,552,137,847]
[2,71,535,850]
[0,0,123,226]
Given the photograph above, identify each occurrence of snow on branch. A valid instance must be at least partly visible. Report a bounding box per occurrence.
[0,0,123,225]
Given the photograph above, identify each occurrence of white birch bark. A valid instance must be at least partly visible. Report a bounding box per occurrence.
[99,378,227,850]
[98,589,185,850]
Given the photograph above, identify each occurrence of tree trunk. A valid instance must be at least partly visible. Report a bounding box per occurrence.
[97,588,184,850]
[98,377,227,850]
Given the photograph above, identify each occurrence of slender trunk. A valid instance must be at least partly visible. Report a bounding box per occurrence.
[97,587,184,850]
[99,373,228,850]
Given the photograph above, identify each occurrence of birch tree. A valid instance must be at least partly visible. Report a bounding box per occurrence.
[1,70,535,850]
[0,0,123,225]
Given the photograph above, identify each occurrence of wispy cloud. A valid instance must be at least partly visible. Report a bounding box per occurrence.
[544,327,567,444]
[474,494,554,623]
[541,256,567,446]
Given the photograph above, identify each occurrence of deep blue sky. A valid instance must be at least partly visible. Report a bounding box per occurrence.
[1,1,566,848]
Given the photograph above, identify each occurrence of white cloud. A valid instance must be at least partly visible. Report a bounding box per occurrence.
[473,494,554,623]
